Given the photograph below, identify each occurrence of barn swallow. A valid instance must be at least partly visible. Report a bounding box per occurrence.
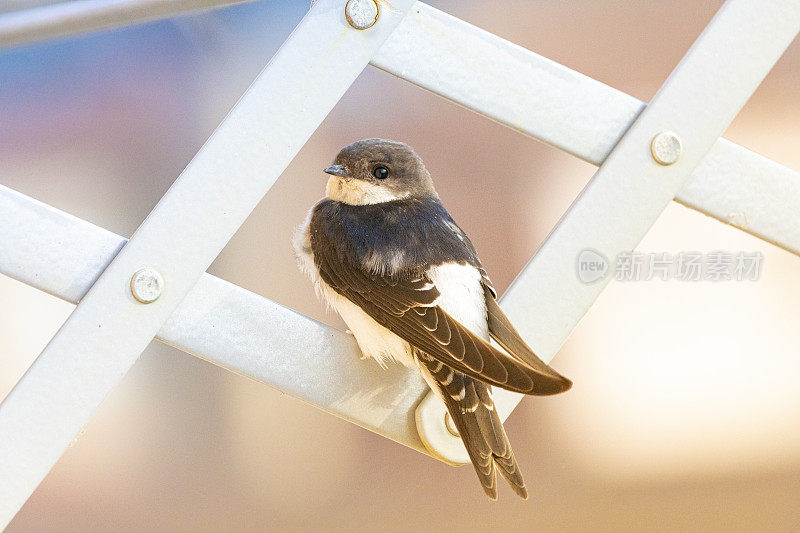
[294,138,571,499]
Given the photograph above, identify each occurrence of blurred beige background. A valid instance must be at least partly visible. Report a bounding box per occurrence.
[1,0,799,531]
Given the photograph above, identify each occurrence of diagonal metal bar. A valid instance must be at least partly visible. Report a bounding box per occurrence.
[0,183,429,451]
[0,0,416,527]
[371,3,800,257]
[415,0,800,463]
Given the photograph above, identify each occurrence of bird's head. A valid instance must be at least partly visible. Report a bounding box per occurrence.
[323,138,437,205]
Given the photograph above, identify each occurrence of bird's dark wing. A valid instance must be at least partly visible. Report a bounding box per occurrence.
[310,226,571,395]
[481,282,569,386]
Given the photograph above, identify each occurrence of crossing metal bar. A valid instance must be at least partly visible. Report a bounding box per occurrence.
[0,183,429,452]
[372,3,800,257]
[413,0,800,463]
[0,0,416,527]
[0,0,798,518]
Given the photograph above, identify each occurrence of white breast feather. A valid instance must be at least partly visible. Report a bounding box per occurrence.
[293,208,489,369]
[294,208,414,368]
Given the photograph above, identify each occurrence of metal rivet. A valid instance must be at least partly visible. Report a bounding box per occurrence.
[650,131,682,165]
[345,0,379,30]
[130,268,164,304]
[444,412,460,437]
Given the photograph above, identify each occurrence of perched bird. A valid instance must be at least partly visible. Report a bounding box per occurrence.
[294,138,571,499]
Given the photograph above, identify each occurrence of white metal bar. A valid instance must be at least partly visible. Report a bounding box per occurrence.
[414,0,800,463]
[372,3,639,165]
[0,0,416,527]
[0,0,255,48]
[678,140,800,252]
[371,3,800,257]
[0,183,430,450]
[3,1,798,255]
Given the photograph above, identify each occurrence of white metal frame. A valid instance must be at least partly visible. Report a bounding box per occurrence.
[0,0,798,525]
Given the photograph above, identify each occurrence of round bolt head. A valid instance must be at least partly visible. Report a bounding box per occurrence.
[345,0,379,30]
[650,131,682,165]
[130,268,164,304]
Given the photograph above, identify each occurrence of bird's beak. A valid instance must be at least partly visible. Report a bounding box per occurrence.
[324,164,349,178]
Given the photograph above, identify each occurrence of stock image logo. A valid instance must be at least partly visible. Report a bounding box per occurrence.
[576,249,609,284]
[577,249,763,284]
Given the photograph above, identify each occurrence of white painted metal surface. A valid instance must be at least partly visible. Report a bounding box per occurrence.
[0,0,256,48]
[414,0,800,463]
[0,0,415,527]
[679,140,800,252]
[372,3,800,257]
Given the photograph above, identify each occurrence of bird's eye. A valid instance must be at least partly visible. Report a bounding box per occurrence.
[372,166,390,180]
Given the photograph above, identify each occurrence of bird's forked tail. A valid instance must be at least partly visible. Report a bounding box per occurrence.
[417,351,527,499]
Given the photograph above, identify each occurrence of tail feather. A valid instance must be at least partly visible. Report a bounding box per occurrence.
[417,350,528,500]
[495,448,528,499]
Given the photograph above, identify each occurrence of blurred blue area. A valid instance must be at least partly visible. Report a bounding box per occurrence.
[0,1,318,237]
[0,1,304,104]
